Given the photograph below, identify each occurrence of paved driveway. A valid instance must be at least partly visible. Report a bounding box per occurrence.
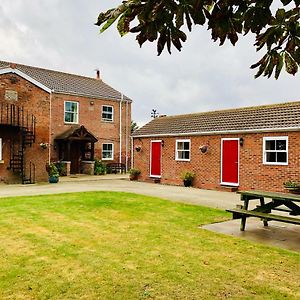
[0,174,240,210]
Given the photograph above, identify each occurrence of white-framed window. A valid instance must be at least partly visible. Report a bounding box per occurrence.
[102,105,114,122]
[263,136,288,165]
[175,139,191,161]
[0,138,2,161]
[102,143,114,160]
[64,101,79,124]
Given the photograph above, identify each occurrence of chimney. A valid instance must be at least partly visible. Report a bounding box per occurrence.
[95,69,100,80]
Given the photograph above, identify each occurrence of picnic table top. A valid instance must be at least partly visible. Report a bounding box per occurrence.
[237,190,300,202]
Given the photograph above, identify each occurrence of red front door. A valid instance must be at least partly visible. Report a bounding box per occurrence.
[221,139,239,185]
[150,141,162,177]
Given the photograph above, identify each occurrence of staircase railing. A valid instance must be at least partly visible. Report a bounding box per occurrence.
[5,103,36,184]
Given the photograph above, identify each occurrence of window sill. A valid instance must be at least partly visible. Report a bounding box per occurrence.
[102,158,113,161]
[0,160,4,164]
[64,122,79,125]
[175,159,191,162]
[263,162,288,166]
[101,120,114,123]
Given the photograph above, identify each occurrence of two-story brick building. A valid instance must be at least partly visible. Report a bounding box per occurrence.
[132,102,300,193]
[0,60,131,183]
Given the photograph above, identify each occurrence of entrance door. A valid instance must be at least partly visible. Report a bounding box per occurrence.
[221,138,239,186]
[70,142,82,174]
[150,140,162,177]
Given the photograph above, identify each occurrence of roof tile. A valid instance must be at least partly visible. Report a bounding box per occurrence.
[133,101,300,136]
[0,60,131,101]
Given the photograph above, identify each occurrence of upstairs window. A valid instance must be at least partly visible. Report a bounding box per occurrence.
[263,137,288,165]
[175,139,191,161]
[102,143,114,160]
[64,101,79,124]
[102,105,113,122]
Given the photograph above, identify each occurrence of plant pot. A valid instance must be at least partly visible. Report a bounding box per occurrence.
[183,179,192,187]
[49,176,59,183]
[130,175,138,181]
[285,187,300,194]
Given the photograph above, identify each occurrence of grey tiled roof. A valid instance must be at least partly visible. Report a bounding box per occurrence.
[0,60,131,101]
[133,101,300,137]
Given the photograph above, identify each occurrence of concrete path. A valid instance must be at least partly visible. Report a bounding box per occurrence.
[0,174,240,210]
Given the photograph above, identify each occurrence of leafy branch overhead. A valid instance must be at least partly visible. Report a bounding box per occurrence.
[96,0,300,79]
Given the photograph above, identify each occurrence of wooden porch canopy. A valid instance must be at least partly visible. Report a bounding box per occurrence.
[55,125,98,143]
[55,125,98,161]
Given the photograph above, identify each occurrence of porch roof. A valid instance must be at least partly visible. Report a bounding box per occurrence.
[55,125,98,142]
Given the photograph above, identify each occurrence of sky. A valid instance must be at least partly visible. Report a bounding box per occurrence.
[0,0,299,126]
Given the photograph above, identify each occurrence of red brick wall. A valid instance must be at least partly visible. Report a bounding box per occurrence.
[133,132,300,192]
[0,73,50,183]
[0,72,132,183]
[50,93,131,166]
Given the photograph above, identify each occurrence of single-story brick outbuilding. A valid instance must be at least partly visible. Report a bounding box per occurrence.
[132,101,300,193]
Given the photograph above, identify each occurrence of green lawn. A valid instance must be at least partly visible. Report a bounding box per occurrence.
[0,192,299,299]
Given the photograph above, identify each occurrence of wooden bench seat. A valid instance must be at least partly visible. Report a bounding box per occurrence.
[106,163,126,174]
[226,208,300,225]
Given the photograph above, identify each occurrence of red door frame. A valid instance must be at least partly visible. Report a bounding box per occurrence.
[150,140,162,177]
[221,138,239,186]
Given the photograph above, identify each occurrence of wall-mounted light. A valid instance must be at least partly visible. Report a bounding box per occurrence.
[161,140,165,147]
[199,145,208,153]
[240,137,244,146]
[135,145,141,152]
[90,101,94,105]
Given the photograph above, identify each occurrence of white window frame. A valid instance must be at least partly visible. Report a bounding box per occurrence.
[263,136,288,166]
[175,139,191,161]
[0,138,2,161]
[102,105,114,122]
[102,143,114,160]
[64,101,79,124]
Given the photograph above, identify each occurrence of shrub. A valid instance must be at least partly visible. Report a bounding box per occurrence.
[55,162,67,176]
[129,168,141,176]
[94,159,106,175]
[180,171,195,181]
[46,163,59,178]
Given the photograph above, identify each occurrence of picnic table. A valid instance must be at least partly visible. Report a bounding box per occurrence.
[226,190,300,231]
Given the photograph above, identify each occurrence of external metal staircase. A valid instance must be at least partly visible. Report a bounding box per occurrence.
[0,103,36,184]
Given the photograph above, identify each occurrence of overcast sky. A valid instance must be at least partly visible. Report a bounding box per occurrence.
[0,0,299,126]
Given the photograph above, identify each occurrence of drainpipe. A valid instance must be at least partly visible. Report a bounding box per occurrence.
[131,136,134,169]
[119,94,123,164]
[125,100,128,171]
[49,92,53,164]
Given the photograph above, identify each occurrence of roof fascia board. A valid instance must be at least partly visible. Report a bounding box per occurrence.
[0,68,52,93]
[132,127,300,138]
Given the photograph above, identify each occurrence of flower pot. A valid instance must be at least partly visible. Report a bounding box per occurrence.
[49,176,59,183]
[285,187,300,194]
[130,175,138,181]
[183,179,192,187]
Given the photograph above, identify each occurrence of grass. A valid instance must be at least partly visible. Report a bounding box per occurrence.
[0,191,299,299]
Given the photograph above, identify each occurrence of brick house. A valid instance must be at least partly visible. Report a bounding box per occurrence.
[0,60,131,183]
[132,101,300,193]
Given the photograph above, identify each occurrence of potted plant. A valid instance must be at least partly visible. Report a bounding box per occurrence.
[181,171,195,187]
[283,180,300,193]
[46,162,59,183]
[129,168,141,181]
